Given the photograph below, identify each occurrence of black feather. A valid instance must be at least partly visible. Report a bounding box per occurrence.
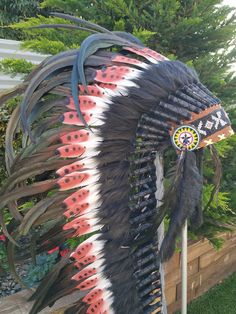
[50,12,112,34]
[30,24,98,33]
[189,148,204,228]
[204,145,222,210]
[160,151,203,261]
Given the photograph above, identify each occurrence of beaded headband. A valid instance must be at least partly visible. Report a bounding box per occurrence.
[170,104,234,151]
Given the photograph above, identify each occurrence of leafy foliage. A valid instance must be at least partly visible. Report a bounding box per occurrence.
[23,252,58,287]
[0,58,35,75]
[0,241,8,272]
[10,1,236,107]
[0,0,40,39]
[199,185,236,248]
[12,15,94,54]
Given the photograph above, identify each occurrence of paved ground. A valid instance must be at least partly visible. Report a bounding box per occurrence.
[0,289,83,314]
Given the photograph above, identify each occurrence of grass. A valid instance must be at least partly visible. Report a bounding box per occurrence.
[176,272,236,314]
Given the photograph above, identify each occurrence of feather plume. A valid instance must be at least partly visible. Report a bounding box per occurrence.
[30,24,98,33]
[204,145,222,210]
[160,151,203,261]
[50,12,112,34]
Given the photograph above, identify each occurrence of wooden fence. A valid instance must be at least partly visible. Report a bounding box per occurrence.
[1,232,236,313]
[164,231,236,313]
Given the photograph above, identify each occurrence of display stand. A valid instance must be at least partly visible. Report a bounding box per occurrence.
[181,220,188,314]
[155,154,167,314]
[155,154,188,314]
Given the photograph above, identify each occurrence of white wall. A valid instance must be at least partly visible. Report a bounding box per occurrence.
[0,39,48,90]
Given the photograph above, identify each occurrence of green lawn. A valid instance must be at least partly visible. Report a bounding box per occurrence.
[176,272,236,314]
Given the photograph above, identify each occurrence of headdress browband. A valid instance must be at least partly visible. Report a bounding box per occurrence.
[170,104,234,151]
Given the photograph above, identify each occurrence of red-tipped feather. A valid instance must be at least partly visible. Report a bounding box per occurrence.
[79,84,105,97]
[77,275,99,290]
[95,66,139,84]
[112,55,147,67]
[74,255,97,268]
[63,202,90,218]
[56,144,86,158]
[62,111,92,126]
[64,216,101,236]
[82,288,103,304]
[124,46,167,62]
[86,299,104,314]
[67,95,108,111]
[63,188,90,207]
[73,267,97,281]
[97,83,118,90]
[57,172,90,191]
[56,160,87,176]
[60,130,90,144]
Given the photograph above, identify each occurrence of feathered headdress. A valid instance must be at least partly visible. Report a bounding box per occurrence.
[0,13,233,314]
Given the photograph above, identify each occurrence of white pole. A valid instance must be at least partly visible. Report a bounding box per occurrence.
[181,220,188,314]
[155,154,167,314]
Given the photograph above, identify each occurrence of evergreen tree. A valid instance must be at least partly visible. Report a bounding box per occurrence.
[0,0,40,39]
[12,0,236,106]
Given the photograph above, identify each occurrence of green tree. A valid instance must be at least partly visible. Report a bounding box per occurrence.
[0,0,40,39]
[11,1,236,105]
